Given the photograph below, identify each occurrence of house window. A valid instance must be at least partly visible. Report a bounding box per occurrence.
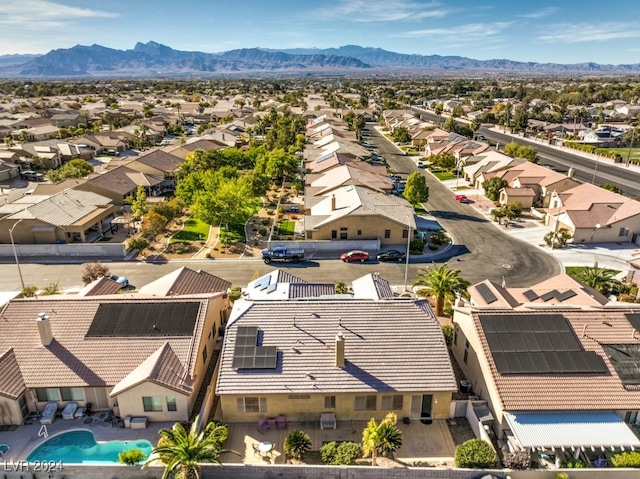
[142,396,163,412]
[453,323,459,346]
[619,227,630,237]
[166,396,177,412]
[60,387,84,401]
[355,395,377,411]
[202,346,208,364]
[403,229,409,239]
[357,230,362,236]
[381,395,403,410]
[340,232,348,239]
[325,396,336,409]
[331,230,337,239]
[463,339,470,364]
[35,388,60,402]
[237,397,267,413]
[384,229,391,239]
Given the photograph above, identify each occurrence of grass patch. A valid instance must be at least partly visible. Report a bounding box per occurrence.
[171,218,210,242]
[413,204,427,214]
[278,220,295,235]
[565,266,621,279]
[432,171,456,181]
[454,185,470,191]
[97,236,112,242]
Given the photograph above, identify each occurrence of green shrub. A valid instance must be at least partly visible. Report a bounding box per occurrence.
[258,228,267,236]
[118,448,145,465]
[20,285,38,297]
[262,219,270,225]
[562,457,585,468]
[409,239,426,254]
[555,474,569,479]
[321,441,362,465]
[609,451,640,467]
[454,439,497,469]
[284,430,311,459]
[266,209,275,215]
[441,325,454,345]
[127,237,149,252]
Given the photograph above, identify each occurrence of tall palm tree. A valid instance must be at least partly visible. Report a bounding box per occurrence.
[575,266,622,296]
[413,264,470,316]
[362,412,402,466]
[143,416,236,479]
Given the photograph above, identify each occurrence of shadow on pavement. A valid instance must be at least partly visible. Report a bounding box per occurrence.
[275,260,321,269]
[429,210,489,223]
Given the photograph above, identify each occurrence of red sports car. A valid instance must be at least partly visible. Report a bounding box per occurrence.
[340,250,370,263]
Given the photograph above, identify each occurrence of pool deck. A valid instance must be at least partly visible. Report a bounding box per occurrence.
[0,417,171,463]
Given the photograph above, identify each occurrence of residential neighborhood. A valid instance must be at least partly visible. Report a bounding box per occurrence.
[1,75,640,478]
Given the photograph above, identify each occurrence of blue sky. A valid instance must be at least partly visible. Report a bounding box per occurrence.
[1,0,639,64]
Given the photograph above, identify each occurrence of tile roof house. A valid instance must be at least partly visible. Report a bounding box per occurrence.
[0,291,230,425]
[74,165,164,206]
[305,164,395,196]
[138,266,231,297]
[546,183,640,243]
[216,298,457,423]
[305,151,386,175]
[241,270,336,301]
[451,304,640,454]
[304,185,416,246]
[0,189,115,244]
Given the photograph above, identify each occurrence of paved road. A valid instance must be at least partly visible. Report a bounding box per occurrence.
[366,125,560,287]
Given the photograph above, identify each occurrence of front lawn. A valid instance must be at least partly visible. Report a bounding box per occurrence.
[278,220,295,236]
[565,266,621,278]
[432,171,456,181]
[171,217,210,242]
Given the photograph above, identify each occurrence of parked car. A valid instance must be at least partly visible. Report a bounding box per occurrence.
[455,194,469,203]
[340,250,369,263]
[416,160,426,168]
[109,274,129,287]
[376,250,406,262]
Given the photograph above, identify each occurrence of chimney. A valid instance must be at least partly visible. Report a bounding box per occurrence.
[331,194,336,211]
[37,312,53,346]
[335,332,345,368]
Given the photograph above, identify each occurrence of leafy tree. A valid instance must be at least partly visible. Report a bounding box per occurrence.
[470,119,481,134]
[573,266,622,295]
[601,183,623,194]
[544,227,572,248]
[441,324,454,345]
[392,126,410,143]
[128,185,148,219]
[413,264,470,316]
[283,430,311,459]
[143,416,235,479]
[434,103,444,124]
[443,117,457,133]
[492,207,507,225]
[403,172,429,204]
[81,262,110,285]
[127,237,149,252]
[430,153,456,171]
[454,439,497,469]
[482,177,508,201]
[141,210,170,237]
[503,142,537,162]
[335,281,349,294]
[362,412,402,466]
[46,158,94,183]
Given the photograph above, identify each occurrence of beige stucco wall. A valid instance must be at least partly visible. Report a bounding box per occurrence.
[0,394,24,425]
[308,214,409,246]
[218,390,452,424]
[115,381,189,421]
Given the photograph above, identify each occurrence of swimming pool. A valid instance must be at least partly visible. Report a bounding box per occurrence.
[26,430,153,464]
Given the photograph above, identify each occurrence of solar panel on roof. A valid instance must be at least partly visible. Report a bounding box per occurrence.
[86,302,200,337]
[315,151,333,163]
[475,283,498,304]
[479,314,607,375]
[557,290,577,302]
[602,343,640,385]
[522,289,539,301]
[625,313,640,331]
[266,283,277,294]
[232,326,278,370]
[539,290,559,302]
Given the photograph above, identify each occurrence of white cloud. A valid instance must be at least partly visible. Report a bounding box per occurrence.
[0,0,118,29]
[400,21,514,41]
[307,0,456,23]
[538,22,640,43]
[519,7,559,19]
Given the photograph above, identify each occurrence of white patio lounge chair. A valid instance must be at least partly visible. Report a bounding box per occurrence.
[40,401,57,425]
[62,401,78,420]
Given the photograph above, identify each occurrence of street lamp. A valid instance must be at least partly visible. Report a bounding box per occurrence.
[9,219,25,291]
[590,223,601,244]
[403,215,412,292]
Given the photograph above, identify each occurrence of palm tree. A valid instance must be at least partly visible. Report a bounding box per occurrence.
[413,264,470,316]
[362,412,402,466]
[143,416,236,479]
[574,266,622,295]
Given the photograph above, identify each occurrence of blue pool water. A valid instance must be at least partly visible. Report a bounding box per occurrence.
[26,430,153,464]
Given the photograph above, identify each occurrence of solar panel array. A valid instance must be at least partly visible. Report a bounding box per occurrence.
[601,343,640,385]
[479,314,608,375]
[522,289,539,301]
[625,313,640,331]
[253,274,272,291]
[232,326,277,370]
[315,151,334,163]
[87,302,200,337]
[475,283,497,304]
[522,289,577,302]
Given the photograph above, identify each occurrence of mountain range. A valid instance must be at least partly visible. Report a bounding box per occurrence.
[1,42,639,77]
